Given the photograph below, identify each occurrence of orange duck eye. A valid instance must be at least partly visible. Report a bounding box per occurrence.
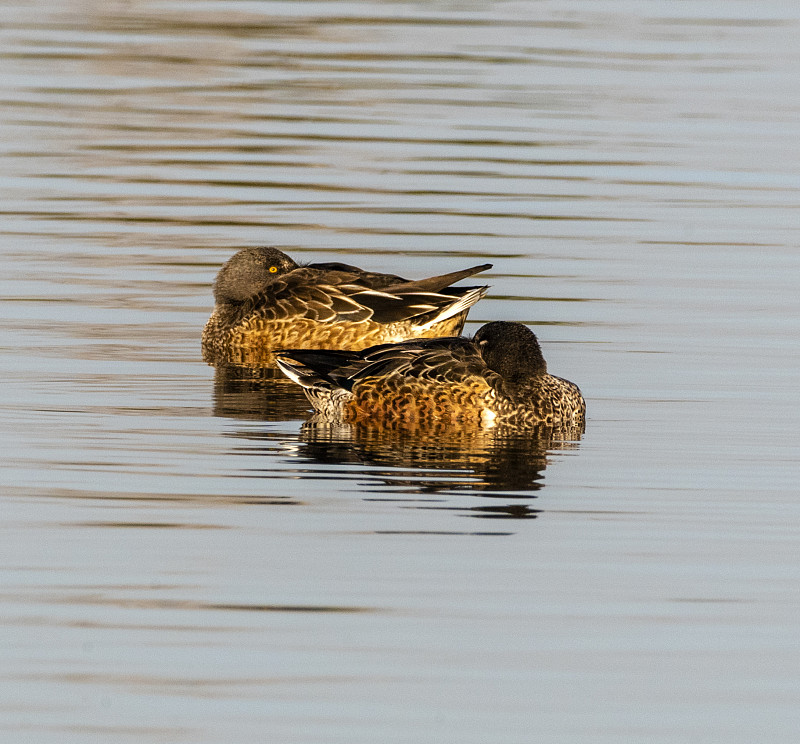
[269,266,278,273]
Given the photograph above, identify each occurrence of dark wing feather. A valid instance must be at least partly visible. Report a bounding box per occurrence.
[275,348,363,379]
[307,262,407,287]
[307,261,491,295]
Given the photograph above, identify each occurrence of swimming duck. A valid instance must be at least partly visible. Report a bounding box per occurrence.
[202,247,492,363]
[275,321,585,429]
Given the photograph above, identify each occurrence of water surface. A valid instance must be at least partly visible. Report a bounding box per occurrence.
[2,2,799,742]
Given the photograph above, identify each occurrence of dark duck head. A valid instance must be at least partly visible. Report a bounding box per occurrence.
[213,246,299,305]
[474,321,548,384]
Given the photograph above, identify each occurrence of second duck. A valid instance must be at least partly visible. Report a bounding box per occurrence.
[202,247,491,363]
[275,321,586,430]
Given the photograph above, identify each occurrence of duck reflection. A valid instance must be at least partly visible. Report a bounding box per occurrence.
[295,416,583,514]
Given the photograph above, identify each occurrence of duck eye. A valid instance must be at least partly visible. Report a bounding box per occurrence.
[269,266,278,273]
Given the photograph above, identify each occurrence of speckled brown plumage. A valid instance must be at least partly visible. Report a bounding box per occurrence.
[202,247,491,365]
[276,321,586,431]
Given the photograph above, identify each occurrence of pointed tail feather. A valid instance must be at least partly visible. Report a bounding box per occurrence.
[384,263,492,294]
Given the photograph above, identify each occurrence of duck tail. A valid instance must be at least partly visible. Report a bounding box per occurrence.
[275,352,355,417]
[274,356,318,390]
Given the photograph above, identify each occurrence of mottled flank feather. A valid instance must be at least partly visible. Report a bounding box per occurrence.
[275,321,586,431]
[202,247,491,364]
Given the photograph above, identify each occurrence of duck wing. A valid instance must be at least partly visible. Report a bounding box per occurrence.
[230,263,491,326]
[349,336,487,385]
[226,268,374,324]
[277,337,487,392]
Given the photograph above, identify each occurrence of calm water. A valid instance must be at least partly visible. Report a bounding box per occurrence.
[2,1,799,741]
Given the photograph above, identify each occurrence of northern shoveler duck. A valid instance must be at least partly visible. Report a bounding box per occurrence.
[275,321,586,429]
[202,247,492,364]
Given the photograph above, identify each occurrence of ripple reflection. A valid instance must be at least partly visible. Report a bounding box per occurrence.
[212,362,310,421]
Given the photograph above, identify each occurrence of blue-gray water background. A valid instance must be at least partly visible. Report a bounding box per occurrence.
[1,2,799,742]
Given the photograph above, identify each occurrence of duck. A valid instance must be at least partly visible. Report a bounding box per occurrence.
[202,247,492,363]
[275,321,585,430]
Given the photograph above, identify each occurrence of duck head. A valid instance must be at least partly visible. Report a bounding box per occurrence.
[213,247,299,304]
[474,321,547,382]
